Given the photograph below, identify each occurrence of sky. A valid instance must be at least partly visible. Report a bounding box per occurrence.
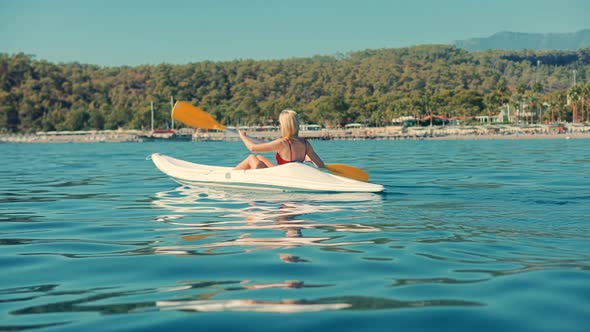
[0,0,589,67]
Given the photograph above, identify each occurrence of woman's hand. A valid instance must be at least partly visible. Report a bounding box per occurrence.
[237,130,255,151]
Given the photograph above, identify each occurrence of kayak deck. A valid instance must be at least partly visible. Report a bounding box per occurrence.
[151,153,384,193]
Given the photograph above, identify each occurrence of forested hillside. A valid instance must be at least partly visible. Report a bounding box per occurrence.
[1,45,589,133]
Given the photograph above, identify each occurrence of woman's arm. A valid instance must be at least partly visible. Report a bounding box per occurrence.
[305,142,325,168]
[238,130,283,153]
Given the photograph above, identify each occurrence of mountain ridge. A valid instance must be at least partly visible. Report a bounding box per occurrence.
[454,29,590,51]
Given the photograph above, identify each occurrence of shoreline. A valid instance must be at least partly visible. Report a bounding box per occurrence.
[1,126,589,143]
[427,133,590,140]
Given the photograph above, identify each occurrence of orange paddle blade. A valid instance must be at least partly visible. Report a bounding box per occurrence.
[172,101,226,131]
[325,164,369,182]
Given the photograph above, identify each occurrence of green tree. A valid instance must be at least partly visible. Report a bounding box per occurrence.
[308,95,347,127]
[2,46,590,132]
[568,85,581,123]
[581,83,590,122]
[64,108,89,130]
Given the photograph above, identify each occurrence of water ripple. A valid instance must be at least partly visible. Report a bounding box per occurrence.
[1,141,589,332]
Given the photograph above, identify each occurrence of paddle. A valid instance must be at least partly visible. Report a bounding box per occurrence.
[172,101,369,182]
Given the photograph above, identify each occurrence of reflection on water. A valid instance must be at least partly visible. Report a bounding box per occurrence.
[4,281,482,317]
[137,186,387,313]
[152,186,383,256]
[155,296,482,313]
[156,299,352,313]
[152,185,382,214]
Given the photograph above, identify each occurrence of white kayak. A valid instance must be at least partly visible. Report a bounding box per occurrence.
[151,153,384,193]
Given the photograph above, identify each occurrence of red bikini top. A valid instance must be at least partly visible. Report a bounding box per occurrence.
[276,139,306,165]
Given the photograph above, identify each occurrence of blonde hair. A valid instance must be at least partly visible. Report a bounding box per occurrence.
[279,109,299,139]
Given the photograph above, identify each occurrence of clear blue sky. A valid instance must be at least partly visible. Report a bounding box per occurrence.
[1,0,588,67]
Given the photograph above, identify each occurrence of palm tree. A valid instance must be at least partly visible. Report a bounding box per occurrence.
[555,90,568,122]
[487,80,509,123]
[542,95,553,123]
[484,93,500,125]
[514,83,528,125]
[408,92,425,126]
[531,82,544,123]
[582,83,590,123]
[568,85,581,123]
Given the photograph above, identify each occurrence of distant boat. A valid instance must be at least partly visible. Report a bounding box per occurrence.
[138,99,192,142]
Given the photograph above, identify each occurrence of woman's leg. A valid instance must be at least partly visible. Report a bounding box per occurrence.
[235,154,270,170]
[256,155,274,168]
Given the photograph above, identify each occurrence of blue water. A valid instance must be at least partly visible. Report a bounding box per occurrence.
[1,139,589,332]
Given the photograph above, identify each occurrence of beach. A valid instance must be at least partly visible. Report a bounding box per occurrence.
[2,124,589,143]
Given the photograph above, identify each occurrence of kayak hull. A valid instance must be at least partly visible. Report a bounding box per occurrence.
[151,153,384,193]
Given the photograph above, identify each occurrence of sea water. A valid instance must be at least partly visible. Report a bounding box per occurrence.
[0,139,589,332]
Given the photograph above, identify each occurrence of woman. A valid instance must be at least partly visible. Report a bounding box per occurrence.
[235,110,325,170]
